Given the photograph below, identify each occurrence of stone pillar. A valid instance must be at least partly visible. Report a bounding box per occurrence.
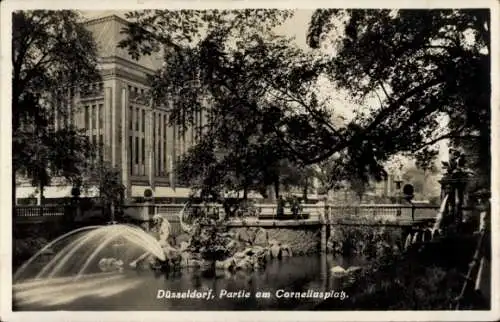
[121,86,130,199]
[146,102,154,188]
[104,87,112,162]
[320,224,327,253]
[439,174,469,233]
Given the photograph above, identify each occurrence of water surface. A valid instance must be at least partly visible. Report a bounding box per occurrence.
[14,254,365,311]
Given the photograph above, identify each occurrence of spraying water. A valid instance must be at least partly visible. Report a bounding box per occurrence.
[431,194,449,238]
[14,224,166,282]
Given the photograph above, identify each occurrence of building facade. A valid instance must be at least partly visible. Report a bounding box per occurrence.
[16,14,207,202]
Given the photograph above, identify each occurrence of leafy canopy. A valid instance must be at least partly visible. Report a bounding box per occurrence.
[120,9,490,195]
[12,10,101,194]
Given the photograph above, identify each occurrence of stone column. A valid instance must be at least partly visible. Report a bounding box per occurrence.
[121,86,130,199]
[104,87,112,162]
[146,100,154,188]
[321,225,327,253]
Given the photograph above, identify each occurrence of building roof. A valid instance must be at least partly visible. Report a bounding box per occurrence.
[84,14,163,72]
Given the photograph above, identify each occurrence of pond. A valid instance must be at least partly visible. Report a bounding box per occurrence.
[13,254,366,311]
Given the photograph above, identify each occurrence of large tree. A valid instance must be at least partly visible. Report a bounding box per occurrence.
[306,9,490,190]
[120,9,490,196]
[120,10,327,199]
[12,10,101,204]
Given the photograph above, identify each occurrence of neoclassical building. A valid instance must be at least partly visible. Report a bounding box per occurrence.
[17,14,206,202]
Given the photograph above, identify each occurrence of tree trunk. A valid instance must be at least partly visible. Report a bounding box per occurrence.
[274,179,280,200]
[302,177,308,201]
[38,182,45,206]
[243,185,248,200]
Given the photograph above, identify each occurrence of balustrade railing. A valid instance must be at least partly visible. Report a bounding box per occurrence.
[14,205,67,217]
[14,203,440,223]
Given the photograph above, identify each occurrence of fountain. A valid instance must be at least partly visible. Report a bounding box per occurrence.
[14,223,166,282]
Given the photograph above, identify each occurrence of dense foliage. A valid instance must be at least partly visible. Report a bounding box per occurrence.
[12,10,102,203]
[307,9,490,189]
[120,9,490,196]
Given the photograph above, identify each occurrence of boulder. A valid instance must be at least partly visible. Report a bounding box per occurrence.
[179,241,190,252]
[281,244,293,257]
[215,260,225,269]
[179,252,202,268]
[330,265,347,277]
[235,258,251,270]
[268,239,280,247]
[176,233,191,245]
[270,244,281,258]
[244,247,255,256]
[233,251,246,260]
[253,228,269,246]
[237,229,253,243]
[223,258,235,270]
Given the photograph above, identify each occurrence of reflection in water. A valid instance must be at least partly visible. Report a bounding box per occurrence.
[14,254,365,311]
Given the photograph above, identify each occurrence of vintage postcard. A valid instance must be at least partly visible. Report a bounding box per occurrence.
[1,0,499,321]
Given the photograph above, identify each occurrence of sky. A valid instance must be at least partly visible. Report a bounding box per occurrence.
[81,9,314,48]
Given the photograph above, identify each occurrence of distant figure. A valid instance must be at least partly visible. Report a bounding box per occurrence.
[277,195,285,218]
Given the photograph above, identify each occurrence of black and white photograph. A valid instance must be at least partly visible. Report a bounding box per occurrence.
[1,0,498,321]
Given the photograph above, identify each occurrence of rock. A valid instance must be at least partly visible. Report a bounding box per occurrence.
[264,249,272,261]
[270,245,281,258]
[180,252,190,267]
[244,247,255,256]
[235,258,251,270]
[179,241,190,252]
[223,258,235,270]
[233,251,246,260]
[330,265,347,277]
[404,233,413,250]
[268,239,280,247]
[253,228,268,246]
[215,260,225,269]
[176,234,191,245]
[215,268,226,278]
[237,229,252,243]
[423,229,432,242]
[163,245,181,261]
[346,266,362,274]
[281,244,293,257]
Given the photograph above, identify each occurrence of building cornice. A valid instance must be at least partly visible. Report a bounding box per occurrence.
[99,55,158,75]
[101,66,150,85]
[84,14,129,27]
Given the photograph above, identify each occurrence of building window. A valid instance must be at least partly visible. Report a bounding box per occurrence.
[84,105,89,129]
[157,140,161,176]
[141,137,145,166]
[99,104,103,129]
[129,136,133,175]
[92,105,96,129]
[142,109,145,132]
[135,107,139,131]
[129,106,133,130]
[135,136,139,165]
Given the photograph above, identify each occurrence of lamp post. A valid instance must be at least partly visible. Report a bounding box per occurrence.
[393,174,403,216]
[403,184,415,222]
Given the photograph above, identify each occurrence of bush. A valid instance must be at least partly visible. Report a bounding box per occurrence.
[13,237,49,267]
[317,235,489,310]
[188,216,232,263]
